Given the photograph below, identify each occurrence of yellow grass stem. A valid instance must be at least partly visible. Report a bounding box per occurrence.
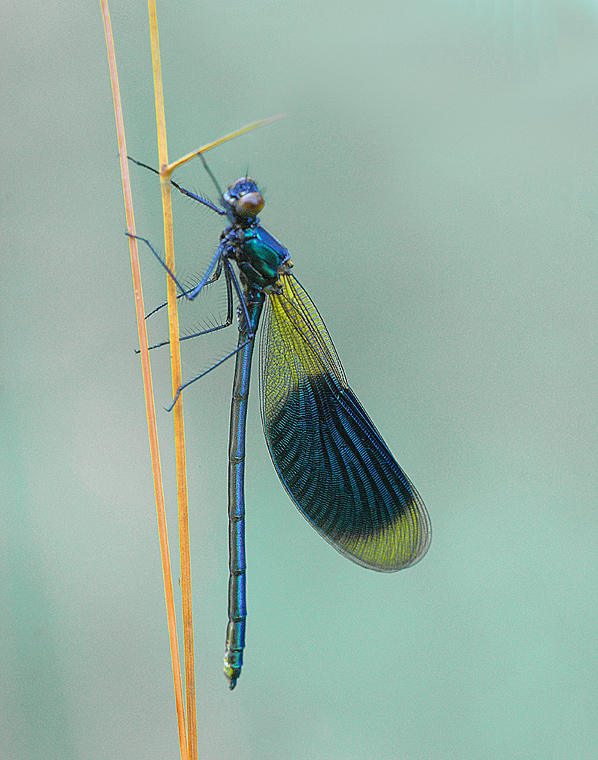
[100,2,189,760]
[166,113,286,173]
[147,2,197,759]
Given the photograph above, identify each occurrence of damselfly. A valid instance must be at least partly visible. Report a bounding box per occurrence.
[130,153,431,689]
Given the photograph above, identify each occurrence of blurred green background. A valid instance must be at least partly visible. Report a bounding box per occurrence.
[2,1,598,758]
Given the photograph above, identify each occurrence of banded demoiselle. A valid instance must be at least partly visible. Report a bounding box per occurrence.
[131,155,431,689]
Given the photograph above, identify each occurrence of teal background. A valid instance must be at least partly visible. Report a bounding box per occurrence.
[2,1,598,758]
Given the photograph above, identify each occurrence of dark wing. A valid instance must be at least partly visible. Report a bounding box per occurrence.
[259,274,430,571]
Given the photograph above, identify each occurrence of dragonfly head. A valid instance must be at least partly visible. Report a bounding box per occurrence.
[224,178,265,220]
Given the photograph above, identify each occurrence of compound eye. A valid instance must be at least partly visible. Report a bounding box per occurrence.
[235,191,264,217]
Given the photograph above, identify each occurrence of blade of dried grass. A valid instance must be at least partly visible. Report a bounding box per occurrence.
[166,113,287,173]
[100,2,189,759]
[146,2,197,759]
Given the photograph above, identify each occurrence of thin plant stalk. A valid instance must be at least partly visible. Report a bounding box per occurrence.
[146,2,197,758]
[99,2,189,759]
[165,113,286,174]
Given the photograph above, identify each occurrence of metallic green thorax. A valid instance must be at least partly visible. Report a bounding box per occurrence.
[236,225,291,292]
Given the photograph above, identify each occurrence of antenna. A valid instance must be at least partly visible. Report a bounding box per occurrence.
[198,152,225,202]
